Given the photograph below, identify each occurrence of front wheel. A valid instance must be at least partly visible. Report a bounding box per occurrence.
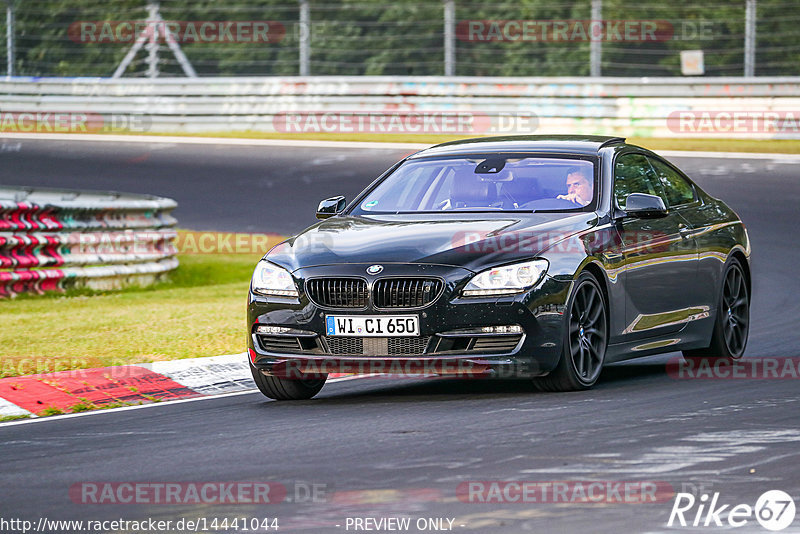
[534,272,608,392]
[683,258,749,362]
[250,366,327,400]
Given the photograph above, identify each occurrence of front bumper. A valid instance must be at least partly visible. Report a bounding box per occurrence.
[247,263,571,379]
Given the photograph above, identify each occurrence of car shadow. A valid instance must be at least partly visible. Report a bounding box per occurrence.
[599,358,674,384]
[252,356,674,407]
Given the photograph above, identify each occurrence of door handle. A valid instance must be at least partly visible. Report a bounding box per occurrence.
[679,225,692,239]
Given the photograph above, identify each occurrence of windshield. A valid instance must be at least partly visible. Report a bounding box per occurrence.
[351,155,596,214]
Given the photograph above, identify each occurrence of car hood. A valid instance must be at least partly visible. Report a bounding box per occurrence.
[266,213,598,273]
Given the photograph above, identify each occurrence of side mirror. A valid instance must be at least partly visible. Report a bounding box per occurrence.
[622,193,668,219]
[316,196,346,219]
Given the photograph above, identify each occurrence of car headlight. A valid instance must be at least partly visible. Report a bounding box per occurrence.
[251,260,298,297]
[462,259,548,297]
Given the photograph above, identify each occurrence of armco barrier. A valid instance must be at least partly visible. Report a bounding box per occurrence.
[0,186,178,298]
[1,76,800,138]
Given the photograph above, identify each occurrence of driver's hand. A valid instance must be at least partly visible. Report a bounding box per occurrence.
[557,192,587,205]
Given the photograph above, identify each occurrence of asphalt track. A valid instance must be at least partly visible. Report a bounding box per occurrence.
[2,137,800,533]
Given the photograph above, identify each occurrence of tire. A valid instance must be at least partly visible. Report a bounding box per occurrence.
[250,365,327,400]
[683,258,749,362]
[534,272,608,392]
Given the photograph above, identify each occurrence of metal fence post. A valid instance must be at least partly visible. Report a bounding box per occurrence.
[590,0,602,77]
[5,0,14,77]
[145,1,160,78]
[444,0,455,76]
[299,0,310,76]
[744,0,757,77]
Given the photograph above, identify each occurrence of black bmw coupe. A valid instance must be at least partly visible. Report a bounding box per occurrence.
[247,136,750,399]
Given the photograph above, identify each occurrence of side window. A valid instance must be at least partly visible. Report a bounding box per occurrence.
[647,157,696,207]
[614,153,665,209]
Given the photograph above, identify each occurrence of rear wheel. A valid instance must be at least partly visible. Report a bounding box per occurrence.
[250,366,327,400]
[534,272,608,392]
[683,258,749,362]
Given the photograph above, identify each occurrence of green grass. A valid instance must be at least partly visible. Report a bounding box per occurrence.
[120,131,800,154]
[0,414,31,422]
[0,249,267,378]
[68,400,99,413]
[37,407,65,417]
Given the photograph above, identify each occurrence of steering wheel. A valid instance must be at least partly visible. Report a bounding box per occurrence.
[520,198,581,210]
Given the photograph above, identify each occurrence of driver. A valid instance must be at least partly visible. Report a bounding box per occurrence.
[557,167,593,207]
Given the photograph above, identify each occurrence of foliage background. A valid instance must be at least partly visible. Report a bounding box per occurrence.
[1,0,797,77]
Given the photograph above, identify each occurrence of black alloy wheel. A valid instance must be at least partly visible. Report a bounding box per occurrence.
[684,258,749,362]
[534,272,608,391]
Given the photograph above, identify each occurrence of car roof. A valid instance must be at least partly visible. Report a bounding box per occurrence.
[409,135,626,158]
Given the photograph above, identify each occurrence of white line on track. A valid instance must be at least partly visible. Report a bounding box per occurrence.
[657,149,800,161]
[0,375,365,428]
[2,132,800,160]
[0,132,428,151]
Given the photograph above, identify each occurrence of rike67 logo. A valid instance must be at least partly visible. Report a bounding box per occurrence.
[668,490,796,531]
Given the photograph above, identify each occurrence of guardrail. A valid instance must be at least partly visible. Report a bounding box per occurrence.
[1,76,799,138]
[0,186,178,298]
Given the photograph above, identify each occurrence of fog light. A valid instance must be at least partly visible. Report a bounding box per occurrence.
[256,325,293,334]
[255,325,316,337]
[480,325,523,334]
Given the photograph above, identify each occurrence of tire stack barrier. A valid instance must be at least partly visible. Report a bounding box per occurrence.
[0,186,178,298]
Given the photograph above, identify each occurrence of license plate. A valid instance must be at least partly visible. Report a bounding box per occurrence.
[325,315,419,337]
